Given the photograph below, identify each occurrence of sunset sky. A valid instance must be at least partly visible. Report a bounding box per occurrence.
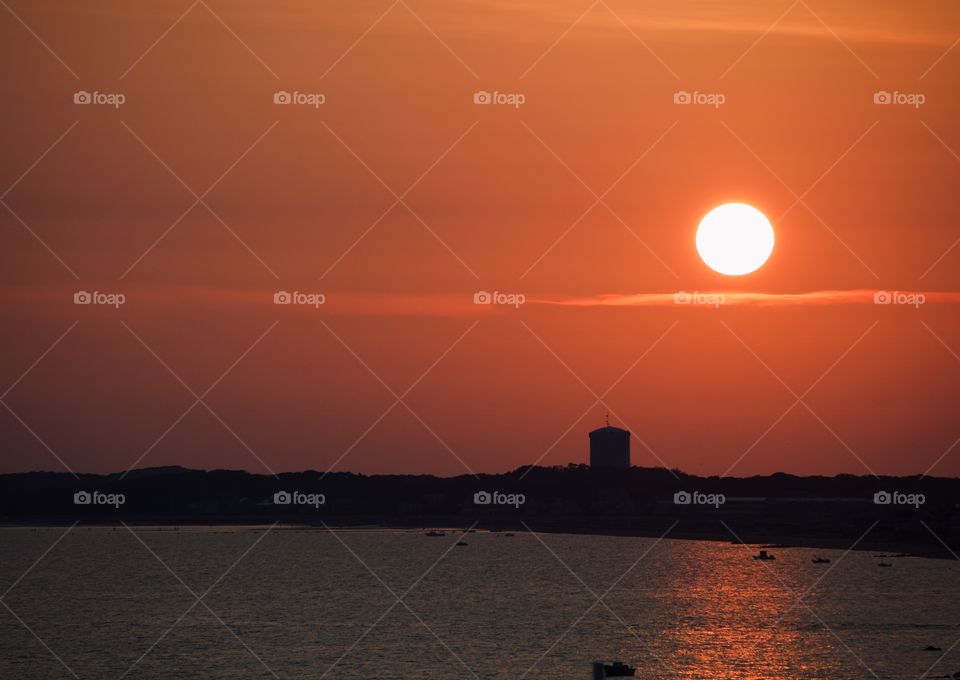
[2,0,959,477]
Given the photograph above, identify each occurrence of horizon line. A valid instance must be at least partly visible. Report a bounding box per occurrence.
[3,463,956,481]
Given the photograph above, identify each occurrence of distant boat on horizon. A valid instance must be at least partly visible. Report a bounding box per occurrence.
[812,556,830,563]
[753,549,776,561]
[425,530,445,537]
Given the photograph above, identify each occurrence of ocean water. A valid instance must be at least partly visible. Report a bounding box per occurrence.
[0,526,957,679]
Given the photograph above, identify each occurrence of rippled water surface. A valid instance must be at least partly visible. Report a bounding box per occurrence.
[0,527,957,679]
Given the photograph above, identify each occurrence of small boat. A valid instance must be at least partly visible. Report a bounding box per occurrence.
[504,533,515,537]
[753,550,776,561]
[456,541,468,546]
[604,661,636,677]
[923,645,942,651]
[425,530,445,537]
[592,661,635,678]
[878,562,892,567]
[812,556,830,564]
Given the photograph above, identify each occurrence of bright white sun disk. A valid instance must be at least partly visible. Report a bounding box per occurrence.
[696,203,774,275]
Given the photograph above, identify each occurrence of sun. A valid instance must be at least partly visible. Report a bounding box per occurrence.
[696,203,774,276]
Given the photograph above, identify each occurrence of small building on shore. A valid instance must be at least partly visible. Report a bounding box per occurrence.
[589,419,630,469]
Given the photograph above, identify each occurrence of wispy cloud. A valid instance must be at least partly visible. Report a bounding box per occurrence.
[531,290,960,308]
[495,0,960,48]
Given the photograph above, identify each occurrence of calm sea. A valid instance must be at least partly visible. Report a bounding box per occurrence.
[0,527,957,679]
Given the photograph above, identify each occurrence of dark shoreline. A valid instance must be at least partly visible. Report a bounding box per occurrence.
[2,517,955,560]
[2,465,957,560]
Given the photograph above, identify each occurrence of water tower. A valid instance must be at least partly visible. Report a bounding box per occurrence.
[589,416,630,469]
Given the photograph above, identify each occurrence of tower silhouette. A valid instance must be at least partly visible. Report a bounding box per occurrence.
[589,418,630,469]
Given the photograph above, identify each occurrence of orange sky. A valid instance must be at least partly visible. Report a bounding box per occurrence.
[1,0,959,477]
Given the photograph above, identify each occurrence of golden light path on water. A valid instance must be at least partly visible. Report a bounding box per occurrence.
[1,527,956,678]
